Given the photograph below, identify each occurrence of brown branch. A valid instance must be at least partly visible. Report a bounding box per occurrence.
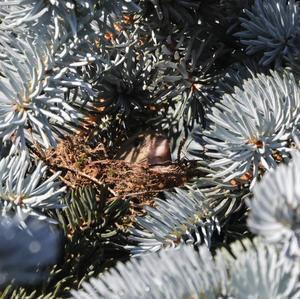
[56,164,117,196]
[49,168,76,189]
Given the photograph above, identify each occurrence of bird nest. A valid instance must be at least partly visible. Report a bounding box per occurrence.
[33,134,193,229]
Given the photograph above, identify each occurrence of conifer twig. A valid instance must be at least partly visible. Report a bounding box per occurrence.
[55,164,117,196]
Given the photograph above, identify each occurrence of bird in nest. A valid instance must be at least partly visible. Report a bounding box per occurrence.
[115,132,172,166]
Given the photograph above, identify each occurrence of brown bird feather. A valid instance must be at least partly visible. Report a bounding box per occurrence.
[115,133,171,165]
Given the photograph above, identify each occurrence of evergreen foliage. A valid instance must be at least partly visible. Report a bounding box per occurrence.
[0,152,65,217]
[203,70,300,187]
[72,244,226,299]
[248,151,300,257]
[237,0,300,66]
[1,0,300,298]
[127,187,219,254]
[72,238,300,298]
